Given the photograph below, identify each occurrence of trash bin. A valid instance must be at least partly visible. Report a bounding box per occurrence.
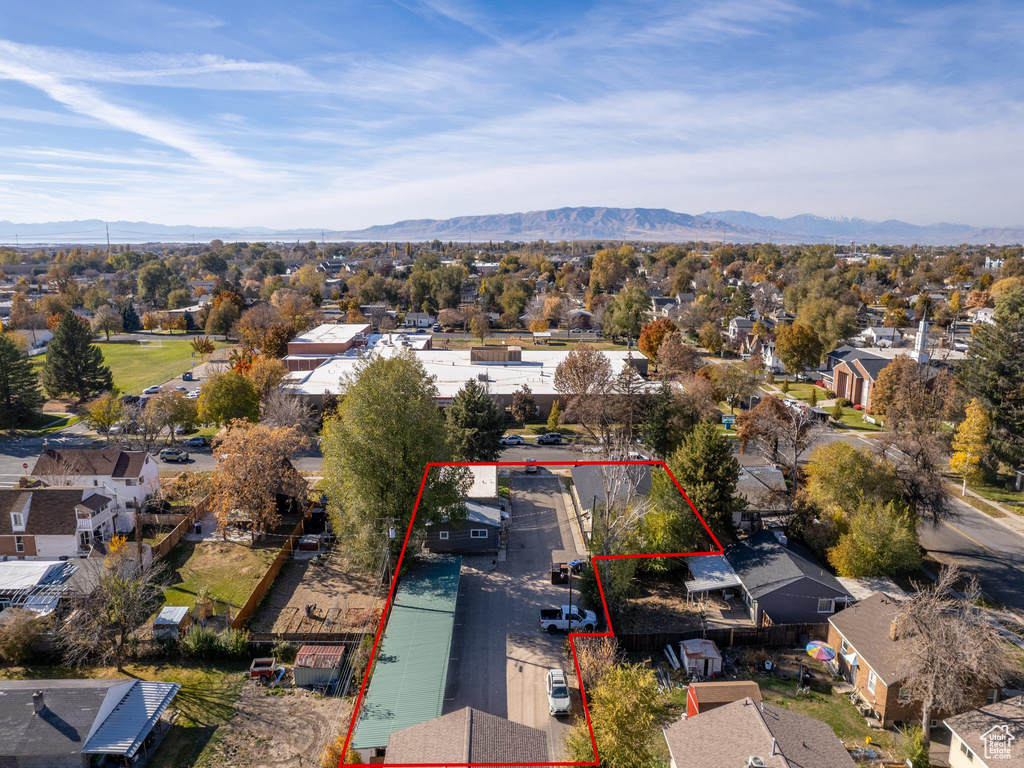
[194,522,202,535]
[551,563,569,584]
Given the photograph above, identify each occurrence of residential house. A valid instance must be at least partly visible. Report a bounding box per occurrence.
[404,312,436,328]
[727,317,755,345]
[30,449,159,527]
[0,487,125,559]
[424,501,501,554]
[0,679,180,767]
[944,695,1024,768]
[828,592,1000,729]
[11,328,53,356]
[736,465,789,528]
[725,531,853,627]
[968,306,996,325]
[386,708,547,764]
[860,326,903,347]
[663,697,857,768]
[685,681,761,718]
[820,347,892,411]
[652,296,678,317]
[570,464,652,539]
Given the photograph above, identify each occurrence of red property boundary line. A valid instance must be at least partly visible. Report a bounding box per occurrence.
[340,460,725,767]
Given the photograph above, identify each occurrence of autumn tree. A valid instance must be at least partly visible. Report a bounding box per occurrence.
[602,283,651,342]
[711,361,758,414]
[321,350,469,564]
[146,389,198,444]
[736,394,827,494]
[547,400,562,431]
[210,421,308,541]
[90,304,123,341]
[0,333,43,428]
[445,379,504,461]
[774,322,823,374]
[469,313,490,344]
[242,355,288,404]
[197,371,260,426]
[41,312,113,400]
[85,392,124,442]
[205,299,240,337]
[950,398,993,495]
[190,336,216,360]
[637,317,676,365]
[828,500,920,577]
[566,663,662,768]
[894,567,1013,749]
[657,334,702,380]
[698,321,722,354]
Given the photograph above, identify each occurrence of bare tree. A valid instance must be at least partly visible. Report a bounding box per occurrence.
[878,425,951,523]
[736,395,828,494]
[262,389,317,436]
[894,567,1013,748]
[573,636,621,689]
[554,345,613,447]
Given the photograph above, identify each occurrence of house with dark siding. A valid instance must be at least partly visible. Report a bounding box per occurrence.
[424,501,501,554]
[724,531,853,627]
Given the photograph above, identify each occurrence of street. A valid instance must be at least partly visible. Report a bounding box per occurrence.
[444,469,583,760]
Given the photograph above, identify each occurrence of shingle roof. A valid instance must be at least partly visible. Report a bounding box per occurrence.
[663,698,857,768]
[76,493,111,512]
[386,707,548,763]
[828,592,904,685]
[725,531,850,600]
[0,488,100,536]
[570,465,652,512]
[31,449,149,479]
[352,556,461,749]
[945,695,1024,768]
[689,681,762,707]
[0,680,122,759]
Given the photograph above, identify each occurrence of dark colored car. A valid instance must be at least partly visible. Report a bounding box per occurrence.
[536,432,563,445]
[182,436,207,448]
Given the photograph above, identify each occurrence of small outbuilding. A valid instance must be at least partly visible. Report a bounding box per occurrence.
[153,606,191,640]
[680,638,723,679]
[293,644,346,689]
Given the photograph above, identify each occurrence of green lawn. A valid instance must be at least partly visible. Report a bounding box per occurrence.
[779,381,830,403]
[32,339,229,395]
[832,410,884,432]
[505,421,589,440]
[159,539,280,613]
[0,662,244,768]
[966,472,1024,507]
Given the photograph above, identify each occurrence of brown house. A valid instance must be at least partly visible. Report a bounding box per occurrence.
[828,592,999,729]
[0,488,117,559]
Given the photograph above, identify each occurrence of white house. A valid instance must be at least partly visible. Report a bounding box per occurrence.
[30,449,159,530]
[404,312,436,328]
[11,328,53,356]
[727,317,755,344]
[0,487,123,559]
[860,326,903,347]
[967,306,996,325]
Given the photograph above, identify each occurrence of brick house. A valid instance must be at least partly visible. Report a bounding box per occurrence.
[0,487,118,559]
[828,592,999,729]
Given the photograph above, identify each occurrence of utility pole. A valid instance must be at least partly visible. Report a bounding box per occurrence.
[106,223,111,253]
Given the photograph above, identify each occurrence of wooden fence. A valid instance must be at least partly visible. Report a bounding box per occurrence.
[616,622,828,653]
[137,512,187,527]
[149,496,211,560]
[230,517,306,630]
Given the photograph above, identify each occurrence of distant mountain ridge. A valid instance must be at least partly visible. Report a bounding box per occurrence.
[2,207,1022,246]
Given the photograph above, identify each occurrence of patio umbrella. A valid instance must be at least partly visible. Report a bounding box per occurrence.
[806,641,836,662]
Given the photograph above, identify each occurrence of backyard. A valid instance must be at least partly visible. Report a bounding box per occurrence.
[158,538,280,614]
[31,338,229,395]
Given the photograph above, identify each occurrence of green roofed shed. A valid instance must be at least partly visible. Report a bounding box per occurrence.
[352,555,461,750]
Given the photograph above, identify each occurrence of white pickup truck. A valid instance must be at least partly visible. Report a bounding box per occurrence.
[539,605,598,634]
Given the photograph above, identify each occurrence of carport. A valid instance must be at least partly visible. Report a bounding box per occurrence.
[684,555,742,606]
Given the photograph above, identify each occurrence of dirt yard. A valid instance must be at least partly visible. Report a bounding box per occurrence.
[197,679,352,768]
[618,570,703,633]
[250,550,384,635]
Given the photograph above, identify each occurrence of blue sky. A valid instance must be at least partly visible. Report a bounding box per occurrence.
[0,0,1022,228]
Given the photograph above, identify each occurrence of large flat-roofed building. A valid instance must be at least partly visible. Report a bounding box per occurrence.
[284,336,648,416]
[283,322,373,372]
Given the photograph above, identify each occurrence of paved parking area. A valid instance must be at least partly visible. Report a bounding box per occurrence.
[444,470,583,760]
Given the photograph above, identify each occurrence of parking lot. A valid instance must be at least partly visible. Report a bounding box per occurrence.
[444,470,585,760]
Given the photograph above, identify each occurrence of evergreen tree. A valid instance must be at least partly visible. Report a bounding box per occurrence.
[641,381,679,458]
[445,379,504,461]
[183,311,197,332]
[0,334,43,428]
[664,420,744,540]
[120,303,142,332]
[41,312,113,400]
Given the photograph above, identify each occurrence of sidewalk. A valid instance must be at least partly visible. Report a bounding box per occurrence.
[951,483,1024,535]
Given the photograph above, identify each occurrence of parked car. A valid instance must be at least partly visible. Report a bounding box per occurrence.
[159,448,190,463]
[182,436,207,448]
[119,394,140,405]
[536,432,563,445]
[539,605,598,634]
[546,669,571,716]
[795,372,813,383]
[524,459,538,473]
[186,389,199,399]
[570,328,584,334]
[142,385,161,394]
[432,324,441,332]
[175,386,188,392]
[500,434,525,446]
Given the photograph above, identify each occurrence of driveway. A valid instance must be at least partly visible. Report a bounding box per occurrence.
[445,470,581,760]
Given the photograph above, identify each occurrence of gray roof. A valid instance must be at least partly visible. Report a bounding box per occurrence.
[154,606,189,626]
[828,592,904,685]
[386,707,548,763]
[0,679,178,760]
[945,695,1024,768]
[725,531,851,601]
[465,500,501,527]
[663,698,857,768]
[571,464,651,512]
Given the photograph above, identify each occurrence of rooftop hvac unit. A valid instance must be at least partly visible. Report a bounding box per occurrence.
[746,758,767,768]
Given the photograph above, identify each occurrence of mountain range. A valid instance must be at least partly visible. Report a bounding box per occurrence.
[1,207,1022,246]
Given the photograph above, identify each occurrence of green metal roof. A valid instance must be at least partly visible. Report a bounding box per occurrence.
[352,555,462,749]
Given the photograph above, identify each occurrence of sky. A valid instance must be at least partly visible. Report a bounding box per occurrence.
[0,0,1022,230]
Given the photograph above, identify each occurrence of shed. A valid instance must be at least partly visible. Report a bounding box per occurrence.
[294,644,346,689]
[686,681,762,718]
[680,638,723,679]
[153,606,191,639]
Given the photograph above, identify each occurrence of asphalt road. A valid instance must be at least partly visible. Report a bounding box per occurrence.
[444,469,581,760]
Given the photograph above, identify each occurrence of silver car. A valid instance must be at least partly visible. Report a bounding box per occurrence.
[546,668,571,716]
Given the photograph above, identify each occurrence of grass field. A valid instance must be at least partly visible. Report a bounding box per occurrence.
[832,410,884,432]
[31,339,228,395]
[0,662,244,768]
[966,472,1024,507]
[777,381,830,403]
[159,539,280,612]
